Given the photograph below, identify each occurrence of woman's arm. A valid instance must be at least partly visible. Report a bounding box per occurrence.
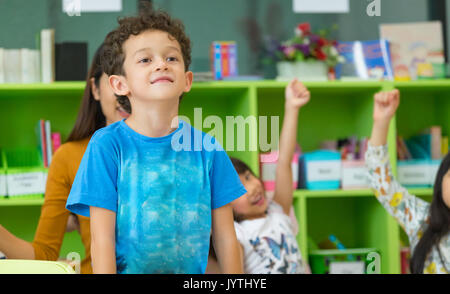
[0,147,72,260]
[273,79,310,214]
[211,203,243,274]
[0,225,34,259]
[90,206,116,274]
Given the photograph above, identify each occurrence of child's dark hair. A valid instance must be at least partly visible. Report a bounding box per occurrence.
[410,151,450,274]
[230,157,256,176]
[230,157,264,223]
[100,4,192,107]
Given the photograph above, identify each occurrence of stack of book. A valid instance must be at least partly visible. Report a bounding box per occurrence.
[210,41,238,80]
[320,136,369,161]
[397,126,447,160]
[397,126,446,187]
[35,119,61,168]
[0,28,54,84]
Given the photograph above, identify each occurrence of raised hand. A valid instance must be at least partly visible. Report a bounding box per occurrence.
[285,78,310,110]
[373,89,400,123]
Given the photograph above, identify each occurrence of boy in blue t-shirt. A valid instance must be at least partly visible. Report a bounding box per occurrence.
[66,9,246,274]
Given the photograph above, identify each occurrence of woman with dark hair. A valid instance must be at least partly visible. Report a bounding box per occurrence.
[0,43,131,274]
[366,89,450,274]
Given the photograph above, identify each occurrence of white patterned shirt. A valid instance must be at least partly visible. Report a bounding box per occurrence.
[365,143,449,274]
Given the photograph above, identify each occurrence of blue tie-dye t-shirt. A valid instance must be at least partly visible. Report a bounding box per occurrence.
[66,119,246,274]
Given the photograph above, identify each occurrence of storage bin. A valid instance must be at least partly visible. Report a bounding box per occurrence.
[341,160,369,189]
[260,150,299,194]
[4,148,47,198]
[298,150,341,190]
[397,159,442,187]
[309,248,380,274]
[0,150,6,198]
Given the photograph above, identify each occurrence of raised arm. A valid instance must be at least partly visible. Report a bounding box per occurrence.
[273,79,310,215]
[90,206,117,274]
[366,90,429,238]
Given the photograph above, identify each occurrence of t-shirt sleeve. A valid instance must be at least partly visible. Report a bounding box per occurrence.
[209,144,247,210]
[233,221,247,246]
[66,132,119,217]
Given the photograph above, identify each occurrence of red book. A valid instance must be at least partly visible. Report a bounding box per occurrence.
[221,42,229,77]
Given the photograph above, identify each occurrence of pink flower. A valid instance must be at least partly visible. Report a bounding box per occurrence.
[283,46,296,58]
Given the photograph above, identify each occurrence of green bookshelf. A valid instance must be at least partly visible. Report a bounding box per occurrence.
[0,80,447,273]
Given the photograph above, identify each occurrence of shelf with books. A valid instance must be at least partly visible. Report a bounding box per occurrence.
[0,79,449,273]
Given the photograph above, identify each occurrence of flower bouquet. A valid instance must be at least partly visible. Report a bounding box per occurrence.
[270,23,344,81]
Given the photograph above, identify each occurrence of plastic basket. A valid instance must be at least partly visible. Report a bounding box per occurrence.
[4,148,47,199]
[0,260,75,274]
[0,150,6,198]
[309,248,380,274]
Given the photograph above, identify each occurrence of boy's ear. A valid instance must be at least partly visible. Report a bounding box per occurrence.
[109,75,130,97]
[183,71,194,93]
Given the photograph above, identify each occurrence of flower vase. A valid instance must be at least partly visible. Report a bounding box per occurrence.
[276,61,328,81]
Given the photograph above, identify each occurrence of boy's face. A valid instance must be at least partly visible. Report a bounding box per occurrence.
[110,29,193,102]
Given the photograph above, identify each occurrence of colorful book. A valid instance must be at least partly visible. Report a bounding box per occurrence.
[210,41,238,80]
[40,29,55,83]
[221,42,229,77]
[337,39,393,80]
[211,42,222,80]
[51,133,61,153]
[3,49,22,83]
[404,126,442,160]
[380,21,445,80]
[228,42,238,76]
[45,120,52,166]
[442,136,449,156]
[35,120,47,167]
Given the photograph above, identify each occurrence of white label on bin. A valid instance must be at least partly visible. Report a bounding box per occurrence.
[329,261,365,274]
[6,172,46,196]
[0,174,6,196]
[429,163,440,185]
[397,164,429,185]
[307,161,341,182]
[342,166,369,187]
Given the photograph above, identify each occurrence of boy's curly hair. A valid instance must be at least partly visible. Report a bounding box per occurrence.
[101,7,192,110]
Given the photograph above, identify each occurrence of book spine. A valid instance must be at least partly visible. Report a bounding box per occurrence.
[20,48,33,84]
[221,42,229,77]
[40,119,48,167]
[380,39,394,80]
[41,29,55,83]
[212,42,222,80]
[45,120,52,166]
[51,133,61,153]
[228,42,238,76]
[430,126,442,160]
[4,49,22,83]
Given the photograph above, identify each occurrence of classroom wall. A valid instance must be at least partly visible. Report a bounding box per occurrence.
[0,0,438,77]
